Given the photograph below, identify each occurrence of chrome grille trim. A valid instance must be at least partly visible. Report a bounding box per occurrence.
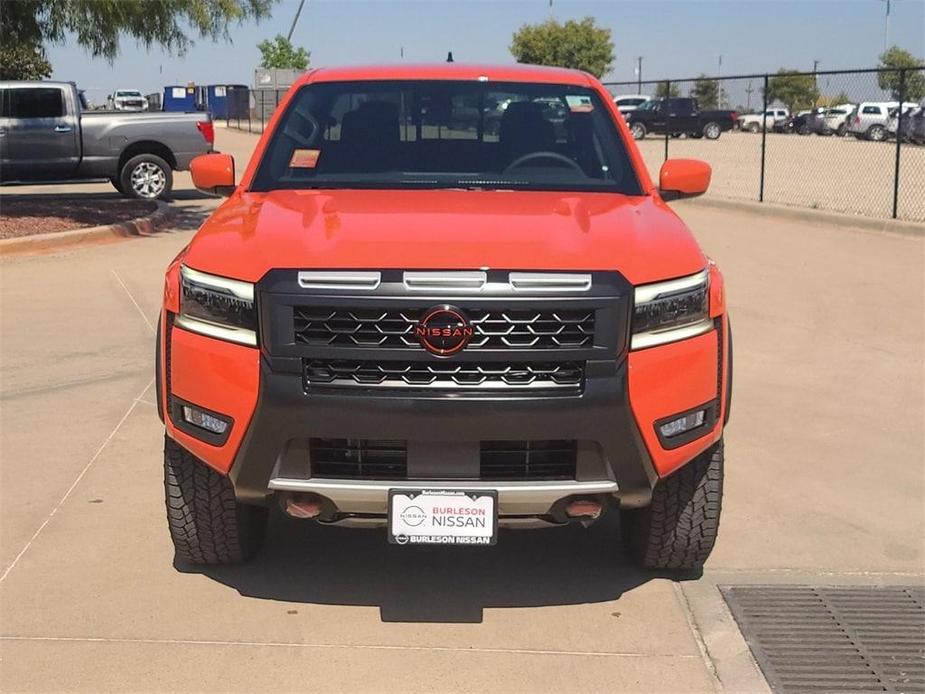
[297,271,381,290]
[509,273,592,292]
[304,360,584,390]
[402,271,487,291]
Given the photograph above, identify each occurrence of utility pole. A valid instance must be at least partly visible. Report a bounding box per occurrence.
[717,54,723,107]
[745,81,754,111]
[813,59,819,89]
[636,56,643,93]
[287,0,306,41]
[879,0,891,53]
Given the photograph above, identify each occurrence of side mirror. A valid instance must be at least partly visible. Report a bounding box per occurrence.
[190,153,235,196]
[658,158,711,201]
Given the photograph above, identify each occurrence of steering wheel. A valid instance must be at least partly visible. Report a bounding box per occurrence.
[503,151,585,175]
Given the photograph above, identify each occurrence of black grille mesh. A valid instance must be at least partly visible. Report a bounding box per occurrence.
[293,307,594,350]
[310,438,407,479]
[308,439,578,481]
[480,440,577,480]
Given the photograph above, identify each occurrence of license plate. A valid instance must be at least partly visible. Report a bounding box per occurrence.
[388,489,498,546]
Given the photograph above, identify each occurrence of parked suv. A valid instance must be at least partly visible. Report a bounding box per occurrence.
[158,64,731,570]
[848,101,918,141]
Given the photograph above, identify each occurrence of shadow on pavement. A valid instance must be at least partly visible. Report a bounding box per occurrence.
[179,510,699,623]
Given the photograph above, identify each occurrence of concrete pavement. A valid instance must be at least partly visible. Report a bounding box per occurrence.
[1,128,922,692]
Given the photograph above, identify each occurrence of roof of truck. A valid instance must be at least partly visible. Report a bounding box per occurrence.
[297,63,597,87]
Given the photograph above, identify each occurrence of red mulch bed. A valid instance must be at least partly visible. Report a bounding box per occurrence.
[0,198,157,239]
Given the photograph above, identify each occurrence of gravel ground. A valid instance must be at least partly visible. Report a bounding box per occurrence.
[635,131,925,222]
[0,198,156,239]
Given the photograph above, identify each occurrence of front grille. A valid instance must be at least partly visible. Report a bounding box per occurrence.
[307,439,577,480]
[293,307,595,350]
[480,440,577,480]
[304,359,584,390]
[310,438,407,479]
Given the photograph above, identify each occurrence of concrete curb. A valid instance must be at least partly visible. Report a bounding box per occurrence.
[677,196,925,237]
[0,200,172,257]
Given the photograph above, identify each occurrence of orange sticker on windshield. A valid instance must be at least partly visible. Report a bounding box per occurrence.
[289,149,320,168]
[565,95,594,113]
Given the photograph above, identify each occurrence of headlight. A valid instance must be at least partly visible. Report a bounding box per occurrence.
[176,266,257,346]
[631,269,711,350]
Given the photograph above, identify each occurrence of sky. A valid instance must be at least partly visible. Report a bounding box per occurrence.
[46,0,925,105]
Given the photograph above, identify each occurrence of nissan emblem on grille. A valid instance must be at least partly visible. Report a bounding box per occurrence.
[415,305,474,356]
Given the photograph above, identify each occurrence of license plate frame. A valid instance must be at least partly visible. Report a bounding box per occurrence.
[388,489,498,546]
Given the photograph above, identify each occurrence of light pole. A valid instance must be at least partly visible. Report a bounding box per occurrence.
[879,0,891,53]
[717,54,723,107]
[636,56,643,93]
[287,0,306,41]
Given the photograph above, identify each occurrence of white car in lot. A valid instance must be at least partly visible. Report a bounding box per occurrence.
[848,101,919,141]
[108,89,148,112]
[613,94,651,114]
[819,104,855,136]
[737,108,789,133]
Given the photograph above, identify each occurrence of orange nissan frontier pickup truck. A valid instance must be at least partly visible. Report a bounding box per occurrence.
[157,63,731,570]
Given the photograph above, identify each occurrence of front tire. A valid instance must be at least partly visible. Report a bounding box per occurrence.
[120,154,173,200]
[164,436,267,565]
[747,122,760,133]
[867,125,885,142]
[622,440,723,570]
[630,122,647,140]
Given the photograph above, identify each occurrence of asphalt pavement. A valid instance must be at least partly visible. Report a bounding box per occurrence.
[1,127,922,692]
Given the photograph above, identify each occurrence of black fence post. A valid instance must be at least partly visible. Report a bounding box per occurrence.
[759,73,769,202]
[664,80,671,161]
[892,68,906,220]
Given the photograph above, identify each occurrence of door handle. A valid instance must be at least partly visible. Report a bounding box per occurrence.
[54,125,72,133]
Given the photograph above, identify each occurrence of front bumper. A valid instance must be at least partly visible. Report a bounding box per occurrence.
[227,356,657,511]
[160,268,728,516]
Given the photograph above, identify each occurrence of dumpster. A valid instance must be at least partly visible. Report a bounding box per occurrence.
[163,84,197,111]
[206,84,248,119]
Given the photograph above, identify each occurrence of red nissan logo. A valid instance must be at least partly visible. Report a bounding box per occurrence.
[414,305,473,356]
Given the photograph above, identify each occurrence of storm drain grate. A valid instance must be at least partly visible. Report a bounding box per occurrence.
[722,585,925,693]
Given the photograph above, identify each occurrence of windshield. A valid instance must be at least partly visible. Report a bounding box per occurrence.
[116,91,142,98]
[251,80,642,194]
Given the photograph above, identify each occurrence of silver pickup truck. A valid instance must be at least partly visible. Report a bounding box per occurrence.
[0,81,213,199]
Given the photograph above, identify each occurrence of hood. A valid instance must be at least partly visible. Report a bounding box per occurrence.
[183,189,706,286]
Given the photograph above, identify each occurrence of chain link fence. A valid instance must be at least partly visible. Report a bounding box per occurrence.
[222,68,924,222]
[604,67,925,221]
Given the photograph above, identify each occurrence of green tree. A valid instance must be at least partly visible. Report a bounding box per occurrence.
[764,69,819,111]
[689,75,727,109]
[0,43,52,80]
[877,46,925,100]
[654,81,680,98]
[257,34,310,69]
[817,90,851,107]
[0,0,274,65]
[510,17,614,78]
